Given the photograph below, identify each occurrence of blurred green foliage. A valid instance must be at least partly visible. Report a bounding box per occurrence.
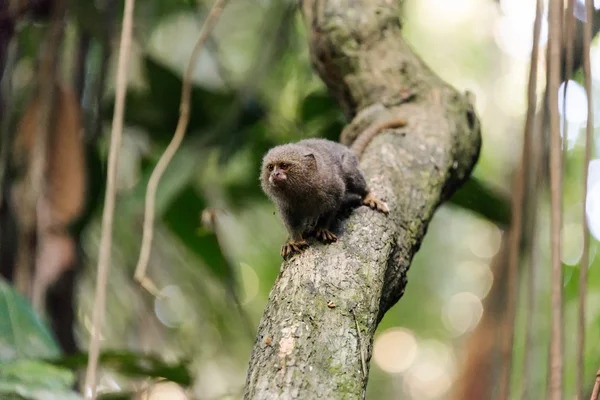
[0,278,192,399]
[0,279,80,399]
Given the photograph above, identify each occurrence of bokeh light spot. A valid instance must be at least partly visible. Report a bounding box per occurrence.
[421,0,475,26]
[558,80,588,125]
[147,381,187,400]
[406,361,452,399]
[588,159,600,188]
[404,340,454,399]
[442,292,483,336]
[456,260,494,299]
[373,328,418,374]
[494,9,548,60]
[500,0,537,20]
[561,223,584,266]
[590,43,600,83]
[468,222,503,259]
[574,0,600,22]
[155,285,189,328]
[587,161,600,241]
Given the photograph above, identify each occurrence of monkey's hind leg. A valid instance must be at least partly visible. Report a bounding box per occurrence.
[315,229,337,244]
[340,192,363,211]
[363,192,389,214]
[340,153,389,215]
[314,212,338,244]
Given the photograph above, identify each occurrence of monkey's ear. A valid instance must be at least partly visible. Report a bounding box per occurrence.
[303,153,315,160]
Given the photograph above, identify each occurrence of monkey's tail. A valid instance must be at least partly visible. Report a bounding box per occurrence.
[350,118,407,157]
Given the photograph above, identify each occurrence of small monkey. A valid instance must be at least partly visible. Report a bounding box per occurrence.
[260,118,406,259]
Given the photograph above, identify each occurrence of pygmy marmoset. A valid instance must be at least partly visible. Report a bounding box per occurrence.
[260,119,406,259]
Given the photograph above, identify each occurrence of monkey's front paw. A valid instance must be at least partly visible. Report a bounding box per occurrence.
[315,229,338,244]
[363,192,389,214]
[281,239,309,259]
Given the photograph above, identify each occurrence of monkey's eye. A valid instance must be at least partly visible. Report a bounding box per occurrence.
[280,163,289,170]
[267,164,274,171]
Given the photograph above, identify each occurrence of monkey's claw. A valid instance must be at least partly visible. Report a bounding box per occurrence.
[281,239,309,259]
[315,229,338,244]
[363,192,389,214]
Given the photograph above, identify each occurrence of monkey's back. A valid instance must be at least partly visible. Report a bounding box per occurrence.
[294,140,346,213]
[298,138,367,196]
[297,138,356,168]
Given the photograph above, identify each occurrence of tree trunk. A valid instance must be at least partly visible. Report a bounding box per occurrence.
[243,1,482,399]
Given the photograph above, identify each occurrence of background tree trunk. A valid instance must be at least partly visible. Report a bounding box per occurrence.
[243,1,481,398]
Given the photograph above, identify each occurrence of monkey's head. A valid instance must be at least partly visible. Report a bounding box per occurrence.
[260,144,316,197]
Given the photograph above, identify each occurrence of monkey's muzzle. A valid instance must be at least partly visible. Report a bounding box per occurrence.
[269,169,287,185]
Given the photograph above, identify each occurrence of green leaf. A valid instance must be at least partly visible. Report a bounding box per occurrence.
[49,351,192,386]
[0,359,81,400]
[0,279,60,363]
[0,281,82,399]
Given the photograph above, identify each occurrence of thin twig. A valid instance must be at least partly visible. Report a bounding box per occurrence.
[350,307,366,400]
[82,0,136,397]
[548,0,565,398]
[562,0,575,161]
[578,0,594,399]
[521,93,546,400]
[133,0,230,296]
[498,0,544,397]
[591,369,600,400]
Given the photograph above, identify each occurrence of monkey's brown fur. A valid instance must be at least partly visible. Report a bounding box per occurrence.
[260,119,405,259]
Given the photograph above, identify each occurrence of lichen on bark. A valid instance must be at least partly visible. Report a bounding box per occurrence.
[243,1,481,399]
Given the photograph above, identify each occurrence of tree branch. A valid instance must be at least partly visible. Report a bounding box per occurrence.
[548,0,565,398]
[243,1,481,398]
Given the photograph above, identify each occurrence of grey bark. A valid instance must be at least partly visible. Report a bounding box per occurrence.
[243,1,481,399]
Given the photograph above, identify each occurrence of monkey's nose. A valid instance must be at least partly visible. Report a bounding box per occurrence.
[271,170,286,182]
